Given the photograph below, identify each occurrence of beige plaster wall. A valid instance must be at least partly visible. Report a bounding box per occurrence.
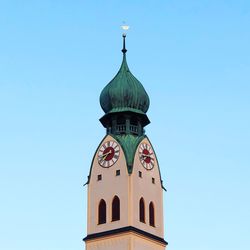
[132,235,166,250]
[87,135,165,248]
[88,135,130,234]
[86,234,130,250]
[86,233,166,250]
[131,137,164,238]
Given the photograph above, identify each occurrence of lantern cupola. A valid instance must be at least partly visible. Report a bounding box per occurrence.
[100,34,150,136]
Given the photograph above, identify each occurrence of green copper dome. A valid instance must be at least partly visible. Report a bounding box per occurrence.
[99,35,150,133]
[100,52,150,115]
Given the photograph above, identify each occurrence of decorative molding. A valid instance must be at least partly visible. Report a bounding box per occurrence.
[83,226,168,246]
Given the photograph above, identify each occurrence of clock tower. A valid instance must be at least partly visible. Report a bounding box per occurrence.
[83,34,168,250]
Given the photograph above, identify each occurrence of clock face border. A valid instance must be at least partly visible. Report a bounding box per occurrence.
[98,140,120,168]
[138,143,155,170]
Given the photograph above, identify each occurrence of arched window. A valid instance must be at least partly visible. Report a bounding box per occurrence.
[139,198,145,223]
[149,202,155,227]
[112,196,120,221]
[98,199,106,224]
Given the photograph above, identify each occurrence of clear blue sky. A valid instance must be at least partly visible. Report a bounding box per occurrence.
[0,1,249,250]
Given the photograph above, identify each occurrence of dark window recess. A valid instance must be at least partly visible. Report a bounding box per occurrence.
[97,174,102,181]
[149,202,155,227]
[98,199,106,224]
[139,171,142,178]
[152,178,155,184]
[112,196,120,221]
[130,117,138,126]
[116,170,120,176]
[117,116,125,125]
[139,198,145,223]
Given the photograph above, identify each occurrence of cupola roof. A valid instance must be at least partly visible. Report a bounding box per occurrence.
[99,35,150,117]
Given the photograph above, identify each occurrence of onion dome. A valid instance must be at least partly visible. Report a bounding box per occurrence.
[100,50,150,114]
[99,34,150,133]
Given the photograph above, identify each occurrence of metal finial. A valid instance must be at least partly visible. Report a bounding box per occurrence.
[121,23,129,54]
[122,33,127,54]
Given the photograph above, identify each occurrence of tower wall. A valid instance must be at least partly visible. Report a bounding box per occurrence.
[87,135,130,234]
[86,233,165,250]
[131,137,164,238]
[86,135,166,249]
[85,234,130,250]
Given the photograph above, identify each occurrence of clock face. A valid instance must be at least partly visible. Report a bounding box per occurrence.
[138,143,155,170]
[98,141,120,168]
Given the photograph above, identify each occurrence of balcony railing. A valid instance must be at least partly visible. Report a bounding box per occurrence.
[130,124,138,133]
[116,124,126,133]
[113,124,139,135]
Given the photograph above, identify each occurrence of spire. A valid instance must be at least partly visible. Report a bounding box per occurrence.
[121,23,129,54]
[122,34,127,54]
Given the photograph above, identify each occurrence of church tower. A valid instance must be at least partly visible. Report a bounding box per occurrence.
[83,34,168,250]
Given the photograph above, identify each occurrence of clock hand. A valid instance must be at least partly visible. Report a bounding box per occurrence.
[141,153,153,159]
[103,154,109,161]
[99,150,112,160]
[101,150,112,157]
